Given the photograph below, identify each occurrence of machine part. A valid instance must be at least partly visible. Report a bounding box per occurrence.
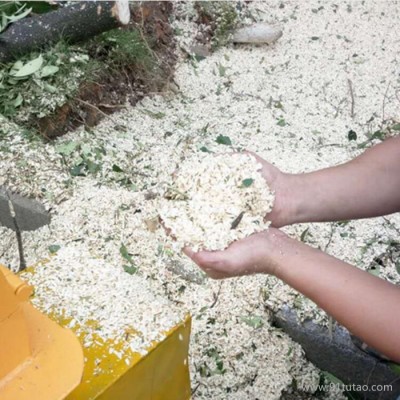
[0,265,84,400]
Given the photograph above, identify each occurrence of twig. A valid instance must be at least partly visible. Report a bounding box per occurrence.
[76,98,115,122]
[98,103,126,109]
[347,78,355,119]
[323,223,335,252]
[191,382,201,397]
[5,191,26,271]
[210,282,222,309]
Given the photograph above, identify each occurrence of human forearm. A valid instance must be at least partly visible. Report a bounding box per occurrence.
[269,232,400,362]
[274,136,400,226]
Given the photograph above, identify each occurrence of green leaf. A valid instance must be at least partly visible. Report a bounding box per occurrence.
[39,65,59,78]
[276,118,286,127]
[348,129,357,141]
[218,63,227,77]
[6,6,31,23]
[10,60,23,73]
[241,178,254,188]
[12,55,44,77]
[120,243,133,263]
[123,264,138,275]
[13,93,23,107]
[391,123,400,131]
[215,135,232,146]
[70,163,86,177]
[112,164,124,173]
[199,146,211,153]
[48,244,61,254]
[44,83,57,93]
[86,159,100,174]
[241,315,264,329]
[56,141,79,156]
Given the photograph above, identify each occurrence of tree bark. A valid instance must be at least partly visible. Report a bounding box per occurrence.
[0,1,131,63]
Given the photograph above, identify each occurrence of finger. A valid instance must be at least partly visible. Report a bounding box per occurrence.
[243,149,264,163]
[183,246,195,259]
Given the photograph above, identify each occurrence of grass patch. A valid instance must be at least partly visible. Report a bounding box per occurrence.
[92,28,153,67]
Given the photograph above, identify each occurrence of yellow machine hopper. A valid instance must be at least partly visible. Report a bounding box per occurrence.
[0,264,191,400]
[0,265,84,400]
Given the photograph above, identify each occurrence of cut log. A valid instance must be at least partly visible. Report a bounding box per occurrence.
[0,1,131,63]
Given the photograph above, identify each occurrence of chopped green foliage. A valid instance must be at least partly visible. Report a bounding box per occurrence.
[48,244,61,254]
[277,118,286,127]
[120,243,137,274]
[112,164,124,173]
[391,123,400,131]
[347,130,357,141]
[56,141,108,178]
[357,129,387,149]
[241,178,254,188]
[216,134,232,145]
[218,63,227,77]
[56,141,79,157]
[123,264,138,275]
[0,42,97,120]
[241,315,264,329]
[11,55,44,77]
[200,146,211,153]
[142,109,166,119]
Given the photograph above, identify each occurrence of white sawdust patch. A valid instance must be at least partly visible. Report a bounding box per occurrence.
[21,244,186,356]
[159,153,274,251]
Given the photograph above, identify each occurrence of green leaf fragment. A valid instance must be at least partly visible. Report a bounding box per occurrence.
[48,244,61,254]
[215,135,232,145]
[348,130,357,141]
[241,178,254,187]
[56,141,79,156]
[39,65,59,78]
[123,265,138,275]
[120,243,133,263]
[13,93,23,107]
[241,315,264,329]
[112,164,124,173]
